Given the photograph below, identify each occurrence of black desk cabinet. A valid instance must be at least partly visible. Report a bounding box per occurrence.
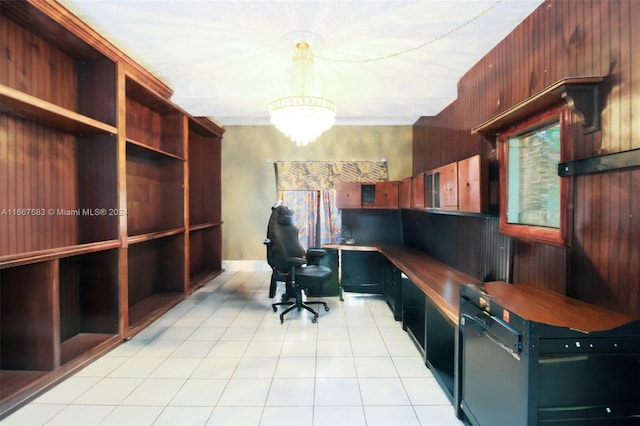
[383,264,402,321]
[457,283,640,426]
[340,250,387,294]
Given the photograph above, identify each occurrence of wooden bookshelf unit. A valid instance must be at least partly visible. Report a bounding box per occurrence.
[0,1,224,417]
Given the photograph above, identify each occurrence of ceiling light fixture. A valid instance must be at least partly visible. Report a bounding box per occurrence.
[269,42,336,147]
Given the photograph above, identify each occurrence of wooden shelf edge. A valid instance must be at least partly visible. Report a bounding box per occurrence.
[0,84,117,135]
[0,334,121,419]
[126,139,184,162]
[189,269,224,292]
[189,116,225,137]
[188,222,223,232]
[0,240,121,269]
[471,76,605,136]
[127,293,184,337]
[127,228,185,245]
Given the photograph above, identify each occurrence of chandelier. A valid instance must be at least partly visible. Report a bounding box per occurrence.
[269,42,336,147]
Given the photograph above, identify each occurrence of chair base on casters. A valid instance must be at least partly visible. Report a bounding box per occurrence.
[272,290,330,323]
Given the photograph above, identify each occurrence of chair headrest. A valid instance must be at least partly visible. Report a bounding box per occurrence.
[272,204,294,226]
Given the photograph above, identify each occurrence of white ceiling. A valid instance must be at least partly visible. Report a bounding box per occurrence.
[59,0,542,126]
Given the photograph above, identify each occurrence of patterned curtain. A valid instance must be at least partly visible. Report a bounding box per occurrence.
[278,191,317,250]
[320,189,341,244]
[274,161,388,190]
[274,161,388,248]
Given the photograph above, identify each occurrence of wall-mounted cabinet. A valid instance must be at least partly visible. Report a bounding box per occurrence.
[399,177,412,208]
[0,1,223,417]
[457,155,487,213]
[336,182,363,208]
[336,181,399,209]
[412,173,426,208]
[435,162,458,210]
[406,155,488,214]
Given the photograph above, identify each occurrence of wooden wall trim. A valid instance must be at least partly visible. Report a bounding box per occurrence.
[28,0,173,99]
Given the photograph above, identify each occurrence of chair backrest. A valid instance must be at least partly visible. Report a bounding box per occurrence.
[266,205,306,273]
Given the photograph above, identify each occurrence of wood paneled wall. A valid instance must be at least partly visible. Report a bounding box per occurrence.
[413,0,639,318]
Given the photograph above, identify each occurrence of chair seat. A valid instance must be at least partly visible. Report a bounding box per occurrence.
[295,265,332,287]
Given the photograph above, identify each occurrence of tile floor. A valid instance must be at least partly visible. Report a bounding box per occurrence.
[3,270,464,426]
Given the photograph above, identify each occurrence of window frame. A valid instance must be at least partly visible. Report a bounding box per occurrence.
[498,104,572,246]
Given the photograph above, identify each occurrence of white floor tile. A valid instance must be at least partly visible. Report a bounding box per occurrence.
[273,356,316,378]
[316,356,357,378]
[74,356,128,378]
[2,403,64,425]
[108,356,164,378]
[168,378,227,406]
[260,406,313,425]
[413,405,465,426]
[74,377,143,405]
[217,379,271,406]
[6,271,467,426]
[45,404,114,425]
[120,378,185,406]
[191,357,240,379]
[314,378,362,406]
[359,378,411,405]
[232,357,278,379]
[153,406,213,426]
[99,405,163,426]
[266,378,315,406]
[206,406,263,425]
[32,376,101,404]
[363,405,420,425]
[312,405,367,426]
[316,339,353,357]
[402,377,451,405]
[149,357,201,379]
[354,356,398,377]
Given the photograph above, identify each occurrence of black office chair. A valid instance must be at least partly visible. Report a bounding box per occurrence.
[264,204,331,323]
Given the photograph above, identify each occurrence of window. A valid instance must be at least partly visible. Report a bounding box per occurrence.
[499,105,569,246]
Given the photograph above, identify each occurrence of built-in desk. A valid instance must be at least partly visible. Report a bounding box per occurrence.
[324,244,640,425]
[458,281,640,425]
[324,243,478,403]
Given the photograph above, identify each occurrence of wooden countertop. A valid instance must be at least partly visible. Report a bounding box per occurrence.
[479,281,637,333]
[324,244,477,324]
[325,244,637,331]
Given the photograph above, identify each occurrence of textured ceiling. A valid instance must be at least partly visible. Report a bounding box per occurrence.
[59,0,542,126]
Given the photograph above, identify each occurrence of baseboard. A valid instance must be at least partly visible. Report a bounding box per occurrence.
[222,260,271,271]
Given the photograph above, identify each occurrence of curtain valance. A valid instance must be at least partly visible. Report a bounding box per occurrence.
[274,160,388,191]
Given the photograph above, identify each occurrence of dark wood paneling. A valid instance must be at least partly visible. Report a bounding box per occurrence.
[1,262,58,371]
[188,131,219,225]
[126,157,184,235]
[0,116,80,256]
[401,210,510,282]
[128,236,185,307]
[413,0,639,318]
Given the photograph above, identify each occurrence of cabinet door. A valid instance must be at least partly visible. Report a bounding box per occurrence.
[437,163,458,209]
[336,182,362,208]
[375,181,399,208]
[411,173,426,208]
[458,155,486,213]
[399,177,412,208]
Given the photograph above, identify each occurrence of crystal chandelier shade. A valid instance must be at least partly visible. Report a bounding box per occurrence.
[269,42,336,146]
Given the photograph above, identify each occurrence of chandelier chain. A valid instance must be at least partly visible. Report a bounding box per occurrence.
[313,0,501,63]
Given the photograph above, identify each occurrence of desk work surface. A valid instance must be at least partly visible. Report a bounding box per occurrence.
[324,244,478,324]
[325,244,639,331]
[476,281,638,333]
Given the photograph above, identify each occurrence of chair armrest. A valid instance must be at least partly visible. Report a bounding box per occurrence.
[306,248,327,265]
[307,248,327,258]
[288,257,307,267]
